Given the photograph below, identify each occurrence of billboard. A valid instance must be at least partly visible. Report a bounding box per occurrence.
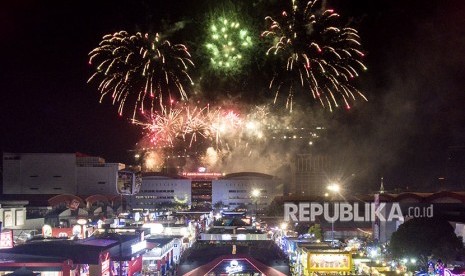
[68,199,81,211]
[0,231,13,249]
[117,171,135,195]
[100,251,111,276]
[308,253,352,272]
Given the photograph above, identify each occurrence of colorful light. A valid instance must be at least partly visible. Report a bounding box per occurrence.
[205,15,253,73]
[262,0,367,111]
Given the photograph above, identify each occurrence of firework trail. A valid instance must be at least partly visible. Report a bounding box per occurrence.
[181,105,211,147]
[262,0,367,111]
[88,31,195,119]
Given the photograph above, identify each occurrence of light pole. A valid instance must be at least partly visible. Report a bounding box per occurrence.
[251,189,261,222]
[326,183,340,244]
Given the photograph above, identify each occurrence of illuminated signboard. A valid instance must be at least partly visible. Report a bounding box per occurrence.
[131,240,147,254]
[117,170,135,195]
[308,253,352,272]
[68,199,81,211]
[46,227,74,238]
[209,258,262,275]
[445,269,465,276]
[225,260,243,274]
[221,234,232,241]
[0,231,13,249]
[100,252,110,276]
[128,256,143,276]
[42,225,52,238]
[182,172,224,178]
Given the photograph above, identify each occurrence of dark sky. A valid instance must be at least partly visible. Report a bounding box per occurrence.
[1,0,465,192]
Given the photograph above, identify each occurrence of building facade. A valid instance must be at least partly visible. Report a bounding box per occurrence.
[3,153,77,194]
[129,172,283,211]
[132,174,192,210]
[212,172,281,209]
[2,152,125,196]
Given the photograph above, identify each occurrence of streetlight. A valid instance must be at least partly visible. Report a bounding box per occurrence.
[326,183,341,244]
[251,189,261,221]
[327,183,341,193]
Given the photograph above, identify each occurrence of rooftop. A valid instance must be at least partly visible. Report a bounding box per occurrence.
[0,234,143,264]
[178,240,288,274]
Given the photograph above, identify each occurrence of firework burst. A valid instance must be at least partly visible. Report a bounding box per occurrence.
[88,31,195,119]
[180,105,211,147]
[134,102,248,153]
[205,15,254,73]
[262,0,367,111]
[133,105,184,148]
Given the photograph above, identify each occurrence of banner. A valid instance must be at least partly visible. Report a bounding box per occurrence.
[68,199,81,211]
[128,256,143,276]
[100,251,111,276]
[117,171,135,195]
[308,253,352,272]
[0,231,13,249]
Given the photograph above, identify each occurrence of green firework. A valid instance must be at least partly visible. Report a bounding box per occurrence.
[205,16,253,72]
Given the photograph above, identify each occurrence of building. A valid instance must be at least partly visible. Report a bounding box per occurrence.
[212,172,281,210]
[133,173,192,210]
[0,232,148,276]
[76,155,124,195]
[2,152,126,196]
[290,154,331,196]
[129,172,283,211]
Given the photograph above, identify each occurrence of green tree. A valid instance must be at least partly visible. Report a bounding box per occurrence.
[390,217,463,268]
[308,224,323,241]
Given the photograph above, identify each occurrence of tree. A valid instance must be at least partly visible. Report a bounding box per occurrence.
[265,200,284,216]
[213,201,225,210]
[308,224,323,241]
[390,217,463,268]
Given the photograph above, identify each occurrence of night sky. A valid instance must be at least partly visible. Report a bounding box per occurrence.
[2,0,465,192]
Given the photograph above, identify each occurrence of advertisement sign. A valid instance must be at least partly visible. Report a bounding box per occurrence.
[111,261,129,276]
[117,171,135,195]
[54,227,73,238]
[4,211,13,227]
[128,256,143,276]
[308,253,352,272]
[0,231,13,249]
[15,210,24,226]
[100,252,111,276]
[209,259,261,275]
[79,264,90,276]
[42,225,52,238]
[68,199,81,211]
[225,260,243,274]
